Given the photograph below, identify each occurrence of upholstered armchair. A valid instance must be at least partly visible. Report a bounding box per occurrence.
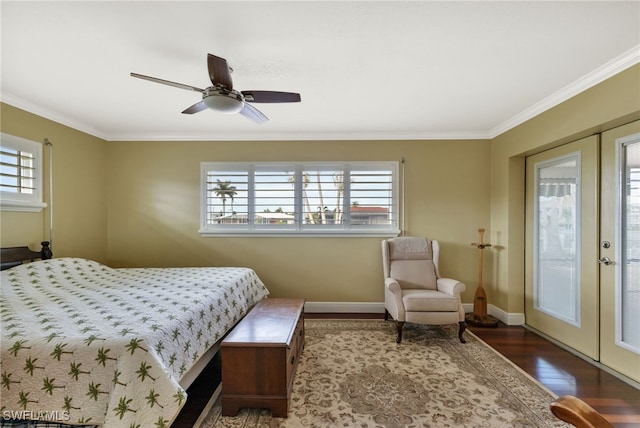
[382,236,467,343]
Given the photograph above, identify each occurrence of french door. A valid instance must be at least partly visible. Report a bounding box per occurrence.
[600,121,640,383]
[525,135,599,359]
[525,121,640,383]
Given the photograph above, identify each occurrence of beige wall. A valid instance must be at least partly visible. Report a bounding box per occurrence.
[489,64,640,314]
[106,139,491,303]
[0,104,109,262]
[4,64,637,311]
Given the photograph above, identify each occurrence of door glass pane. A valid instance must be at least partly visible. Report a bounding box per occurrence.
[535,154,580,325]
[621,140,640,351]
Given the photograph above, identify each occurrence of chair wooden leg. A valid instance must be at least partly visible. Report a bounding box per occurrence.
[458,321,467,343]
[384,309,389,321]
[396,321,405,344]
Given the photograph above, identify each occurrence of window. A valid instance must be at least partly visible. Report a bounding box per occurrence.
[533,153,581,326]
[200,161,400,236]
[0,133,46,212]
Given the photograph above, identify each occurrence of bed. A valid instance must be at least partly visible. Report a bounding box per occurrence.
[0,243,269,427]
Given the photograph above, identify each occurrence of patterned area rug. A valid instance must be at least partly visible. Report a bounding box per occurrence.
[198,319,569,427]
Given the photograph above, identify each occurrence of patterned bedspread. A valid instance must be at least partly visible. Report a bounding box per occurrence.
[0,258,269,427]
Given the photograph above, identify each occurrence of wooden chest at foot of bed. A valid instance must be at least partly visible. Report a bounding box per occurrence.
[221,298,305,418]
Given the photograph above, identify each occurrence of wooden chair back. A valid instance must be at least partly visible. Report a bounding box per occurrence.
[550,395,614,428]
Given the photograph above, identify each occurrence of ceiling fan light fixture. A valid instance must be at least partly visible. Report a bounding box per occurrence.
[203,87,245,114]
[131,54,300,122]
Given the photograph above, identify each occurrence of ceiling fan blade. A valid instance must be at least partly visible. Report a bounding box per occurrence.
[239,103,269,124]
[130,73,204,92]
[208,54,233,90]
[241,90,301,103]
[182,101,208,114]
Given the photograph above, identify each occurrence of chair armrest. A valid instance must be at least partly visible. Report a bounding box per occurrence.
[384,277,405,321]
[437,277,465,296]
[385,277,402,294]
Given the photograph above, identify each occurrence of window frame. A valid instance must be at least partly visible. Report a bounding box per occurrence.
[0,133,46,212]
[200,161,400,237]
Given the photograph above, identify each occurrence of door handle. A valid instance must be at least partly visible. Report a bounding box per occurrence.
[597,257,614,266]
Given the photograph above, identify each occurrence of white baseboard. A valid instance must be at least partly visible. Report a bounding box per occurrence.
[463,303,525,326]
[305,301,524,325]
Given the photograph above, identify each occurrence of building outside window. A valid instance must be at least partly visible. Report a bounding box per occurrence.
[200,161,399,237]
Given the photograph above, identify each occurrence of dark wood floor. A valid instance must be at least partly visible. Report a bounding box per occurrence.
[467,322,640,428]
[172,314,640,427]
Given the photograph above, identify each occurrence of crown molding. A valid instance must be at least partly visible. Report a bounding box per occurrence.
[1,93,490,141]
[106,130,491,142]
[489,44,640,139]
[4,44,639,142]
[0,93,110,141]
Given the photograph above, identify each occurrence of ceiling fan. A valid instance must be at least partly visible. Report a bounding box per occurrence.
[131,54,301,124]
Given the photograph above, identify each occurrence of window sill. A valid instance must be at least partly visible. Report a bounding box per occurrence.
[199,229,401,238]
[0,200,47,212]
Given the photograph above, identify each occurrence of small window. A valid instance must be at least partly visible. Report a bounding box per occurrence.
[0,133,46,212]
[200,161,400,237]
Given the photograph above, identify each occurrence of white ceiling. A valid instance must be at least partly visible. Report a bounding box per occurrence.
[1,1,639,142]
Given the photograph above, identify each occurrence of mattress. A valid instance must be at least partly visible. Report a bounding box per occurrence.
[0,258,269,427]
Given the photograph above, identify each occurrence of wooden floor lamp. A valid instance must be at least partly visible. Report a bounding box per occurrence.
[465,228,499,327]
